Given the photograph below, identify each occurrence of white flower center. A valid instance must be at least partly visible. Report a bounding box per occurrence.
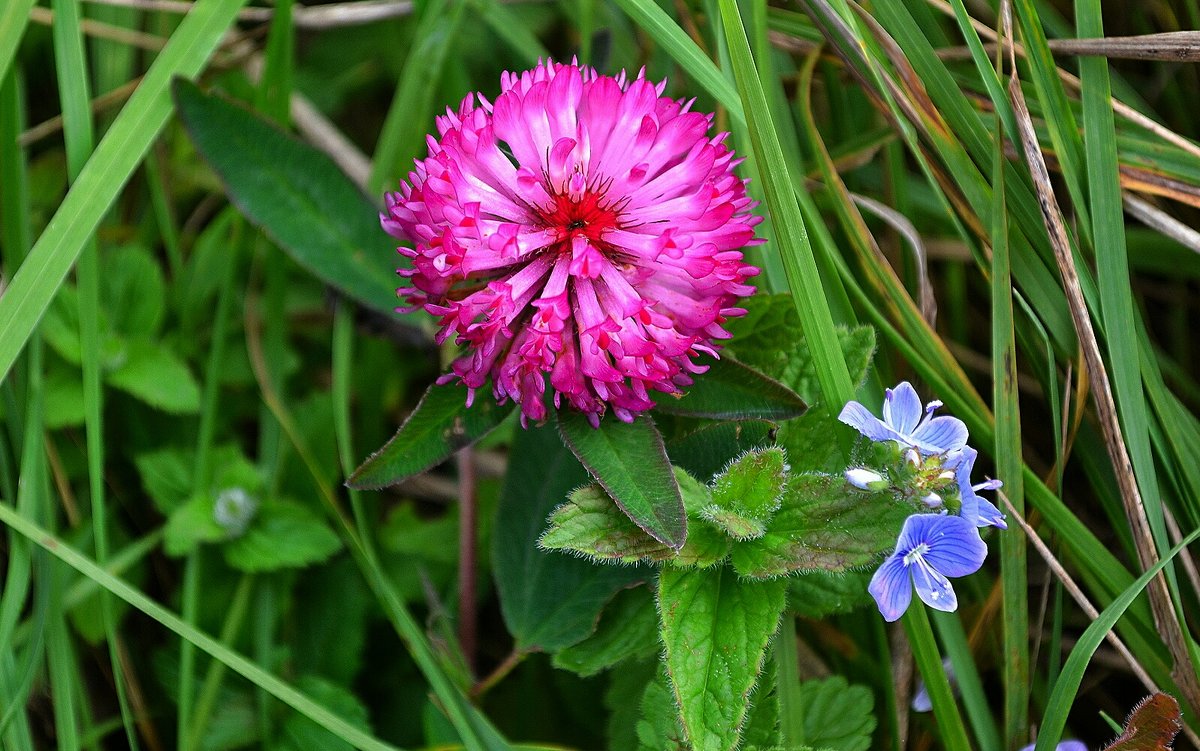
[903,542,930,567]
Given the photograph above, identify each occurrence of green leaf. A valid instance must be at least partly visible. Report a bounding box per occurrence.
[726,295,875,401]
[44,368,85,429]
[664,417,776,481]
[540,483,676,564]
[704,447,789,539]
[558,411,686,550]
[636,668,686,751]
[105,339,201,413]
[163,493,227,556]
[223,501,342,572]
[655,357,807,421]
[672,467,731,568]
[788,570,874,618]
[348,382,514,489]
[172,79,400,316]
[493,424,643,652]
[731,473,907,579]
[103,244,165,336]
[552,586,658,677]
[743,656,781,749]
[659,565,787,751]
[791,676,876,751]
[606,659,658,751]
[276,676,372,751]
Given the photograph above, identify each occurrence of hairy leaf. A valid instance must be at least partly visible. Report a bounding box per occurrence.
[791,676,876,751]
[731,473,907,578]
[559,411,686,549]
[704,447,789,539]
[659,565,787,751]
[552,586,659,677]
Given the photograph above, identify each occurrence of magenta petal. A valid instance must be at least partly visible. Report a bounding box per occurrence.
[383,60,760,426]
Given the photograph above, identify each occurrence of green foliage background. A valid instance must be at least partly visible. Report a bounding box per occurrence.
[1,0,1199,749]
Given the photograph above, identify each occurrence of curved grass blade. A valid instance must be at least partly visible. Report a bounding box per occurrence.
[0,502,403,751]
[0,0,248,384]
[348,383,514,490]
[1035,527,1200,751]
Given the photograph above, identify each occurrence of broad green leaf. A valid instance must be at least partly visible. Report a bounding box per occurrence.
[659,565,787,751]
[788,570,874,619]
[106,339,201,413]
[44,369,85,429]
[664,417,776,481]
[731,473,907,579]
[558,411,686,549]
[493,423,643,652]
[277,676,372,751]
[103,244,165,336]
[163,493,228,556]
[704,447,788,539]
[726,295,876,402]
[552,586,658,677]
[223,501,342,572]
[655,356,807,421]
[606,659,658,751]
[636,668,686,751]
[348,382,513,489]
[172,79,400,316]
[791,677,876,751]
[743,656,781,749]
[540,471,727,567]
[540,484,676,564]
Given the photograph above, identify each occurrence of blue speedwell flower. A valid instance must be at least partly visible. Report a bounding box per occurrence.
[949,447,1006,529]
[838,381,968,455]
[868,513,987,622]
[1018,742,1087,751]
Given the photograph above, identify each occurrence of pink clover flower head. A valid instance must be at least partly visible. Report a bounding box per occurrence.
[381,60,762,426]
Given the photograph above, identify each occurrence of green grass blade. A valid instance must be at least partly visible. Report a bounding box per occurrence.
[0,0,36,85]
[0,502,407,751]
[990,104,1029,749]
[716,0,853,408]
[902,605,972,751]
[0,0,247,384]
[610,0,742,122]
[1035,526,1200,751]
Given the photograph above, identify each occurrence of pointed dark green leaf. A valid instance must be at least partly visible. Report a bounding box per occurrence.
[655,357,807,421]
[348,383,513,489]
[731,473,908,579]
[558,412,687,550]
[172,79,400,316]
[493,424,644,652]
[659,566,788,751]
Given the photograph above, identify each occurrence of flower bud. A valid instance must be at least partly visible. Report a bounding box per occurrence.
[845,468,888,491]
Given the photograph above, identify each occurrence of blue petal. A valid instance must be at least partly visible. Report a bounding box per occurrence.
[911,560,958,612]
[911,683,932,712]
[972,497,1007,530]
[923,515,988,577]
[1058,742,1088,751]
[838,402,907,444]
[868,555,913,622]
[911,415,969,454]
[883,382,922,434]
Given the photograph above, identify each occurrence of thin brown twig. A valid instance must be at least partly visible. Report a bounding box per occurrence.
[935,31,1200,62]
[924,0,1200,163]
[1007,56,1200,717]
[470,648,527,700]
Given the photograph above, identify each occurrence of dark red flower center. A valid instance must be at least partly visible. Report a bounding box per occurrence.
[542,190,622,245]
